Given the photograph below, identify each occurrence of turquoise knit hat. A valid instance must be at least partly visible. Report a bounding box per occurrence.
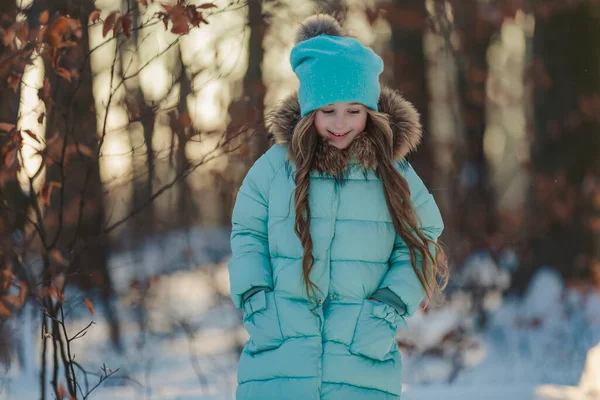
[290,16,384,117]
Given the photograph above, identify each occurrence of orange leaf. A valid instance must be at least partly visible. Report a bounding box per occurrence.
[39,10,49,25]
[0,123,16,132]
[90,10,102,24]
[198,3,217,9]
[58,383,66,399]
[83,298,95,315]
[46,16,74,48]
[76,144,94,158]
[170,16,189,35]
[122,15,132,38]
[24,129,41,143]
[112,16,123,37]
[54,67,71,82]
[103,11,119,38]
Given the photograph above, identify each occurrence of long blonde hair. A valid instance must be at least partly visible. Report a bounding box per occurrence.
[289,109,449,306]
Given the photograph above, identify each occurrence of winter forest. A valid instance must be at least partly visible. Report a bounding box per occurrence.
[0,0,599,399]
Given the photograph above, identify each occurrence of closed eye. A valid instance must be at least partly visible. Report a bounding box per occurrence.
[320,109,334,115]
[348,110,361,114]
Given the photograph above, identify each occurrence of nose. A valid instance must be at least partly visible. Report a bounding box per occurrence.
[334,116,345,130]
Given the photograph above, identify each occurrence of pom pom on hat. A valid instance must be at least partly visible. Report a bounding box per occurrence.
[295,14,343,44]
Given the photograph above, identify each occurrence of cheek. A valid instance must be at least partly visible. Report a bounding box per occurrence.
[351,114,367,132]
[314,115,329,136]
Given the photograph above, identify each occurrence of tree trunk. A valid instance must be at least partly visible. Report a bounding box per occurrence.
[0,0,29,367]
[173,54,197,227]
[40,0,120,347]
[122,0,157,239]
[452,0,499,265]
[387,0,433,184]
[520,1,600,292]
[221,0,267,225]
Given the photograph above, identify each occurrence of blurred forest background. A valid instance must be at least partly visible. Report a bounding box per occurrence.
[0,0,599,399]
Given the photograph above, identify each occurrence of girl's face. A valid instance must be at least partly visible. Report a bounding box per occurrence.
[314,102,368,150]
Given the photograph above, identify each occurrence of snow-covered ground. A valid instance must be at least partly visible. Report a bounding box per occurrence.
[0,229,598,399]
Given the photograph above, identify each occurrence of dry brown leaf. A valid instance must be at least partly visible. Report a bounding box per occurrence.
[38,112,45,124]
[83,298,95,315]
[170,15,189,35]
[112,16,123,37]
[90,9,102,24]
[103,11,119,38]
[0,123,16,132]
[46,16,71,48]
[54,67,71,82]
[39,10,49,25]
[198,3,217,9]
[58,383,66,400]
[76,143,94,158]
[122,15,132,38]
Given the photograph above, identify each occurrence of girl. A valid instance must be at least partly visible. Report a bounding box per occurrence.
[228,14,448,400]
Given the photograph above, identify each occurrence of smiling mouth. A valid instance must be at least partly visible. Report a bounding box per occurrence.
[328,130,350,137]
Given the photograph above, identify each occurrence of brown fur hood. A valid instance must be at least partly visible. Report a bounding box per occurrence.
[265,85,423,177]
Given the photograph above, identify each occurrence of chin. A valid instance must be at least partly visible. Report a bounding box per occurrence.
[329,141,350,150]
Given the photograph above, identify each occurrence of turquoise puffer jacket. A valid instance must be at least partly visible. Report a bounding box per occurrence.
[228,87,444,399]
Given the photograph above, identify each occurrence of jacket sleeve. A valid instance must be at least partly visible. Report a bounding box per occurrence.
[377,161,444,318]
[228,147,283,310]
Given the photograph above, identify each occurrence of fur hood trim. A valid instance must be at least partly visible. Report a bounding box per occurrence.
[265,86,422,177]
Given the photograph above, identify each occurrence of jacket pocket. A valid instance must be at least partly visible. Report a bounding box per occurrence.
[242,290,284,354]
[349,299,404,361]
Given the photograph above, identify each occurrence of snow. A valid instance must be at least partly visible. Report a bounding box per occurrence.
[0,229,598,400]
[578,342,600,397]
[521,267,564,322]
